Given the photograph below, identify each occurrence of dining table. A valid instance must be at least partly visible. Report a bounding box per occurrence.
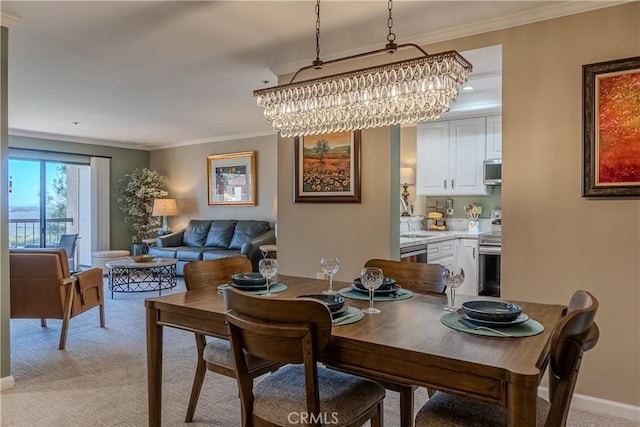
[145,274,565,427]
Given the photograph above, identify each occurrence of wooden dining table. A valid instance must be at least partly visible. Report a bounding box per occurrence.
[145,274,565,427]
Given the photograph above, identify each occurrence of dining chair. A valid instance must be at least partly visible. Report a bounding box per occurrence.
[414,289,600,427]
[182,256,280,423]
[342,258,445,427]
[57,234,79,272]
[223,287,386,427]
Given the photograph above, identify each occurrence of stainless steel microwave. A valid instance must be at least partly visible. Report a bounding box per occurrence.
[483,159,502,185]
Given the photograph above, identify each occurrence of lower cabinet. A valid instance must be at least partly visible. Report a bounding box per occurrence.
[427,238,456,269]
[456,238,479,296]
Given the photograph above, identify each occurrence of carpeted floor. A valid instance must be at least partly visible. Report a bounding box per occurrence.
[1,279,636,426]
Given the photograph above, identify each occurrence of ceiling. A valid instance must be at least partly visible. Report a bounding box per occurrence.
[2,1,620,150]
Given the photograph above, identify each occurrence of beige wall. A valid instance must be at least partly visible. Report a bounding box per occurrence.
[148,3,639,408]
[149,134,278,229]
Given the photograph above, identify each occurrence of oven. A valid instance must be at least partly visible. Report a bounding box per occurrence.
[400,243,428,263]
[478,232,501,297]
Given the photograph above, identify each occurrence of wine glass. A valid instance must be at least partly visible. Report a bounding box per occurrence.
[360,267,384,314]
[320,257,340,295]
[443,266,465,312]
[258,258,278,297]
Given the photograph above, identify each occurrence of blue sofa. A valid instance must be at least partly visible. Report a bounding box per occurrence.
[148,219,275,275]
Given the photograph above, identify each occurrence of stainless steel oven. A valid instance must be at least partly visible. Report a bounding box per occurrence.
[400,243,428,263]
[478,232,501,297]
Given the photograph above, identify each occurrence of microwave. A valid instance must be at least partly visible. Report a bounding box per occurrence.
[483,159,502,186]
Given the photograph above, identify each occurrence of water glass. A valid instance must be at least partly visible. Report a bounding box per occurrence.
[360,267,384,314]
[258,258,278,297]
[320,257,340,295]
[443,266,465,311]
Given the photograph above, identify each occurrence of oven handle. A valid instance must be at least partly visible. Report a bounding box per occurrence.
[478,246,501,256]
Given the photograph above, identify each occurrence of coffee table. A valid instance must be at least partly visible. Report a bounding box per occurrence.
[106,257,177,298]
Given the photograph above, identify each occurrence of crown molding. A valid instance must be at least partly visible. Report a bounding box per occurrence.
[1,13,20,28]
[9,128,152,151]
[271,1,629,76]
[147,130,277,151]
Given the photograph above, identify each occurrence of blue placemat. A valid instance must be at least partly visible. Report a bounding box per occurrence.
[440,312,544,337]
[337,287,413,301]
[332,306,364,326]
[217,283,287,295]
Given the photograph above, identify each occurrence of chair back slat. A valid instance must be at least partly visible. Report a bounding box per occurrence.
[545,290,599,427]
[223,288,332,424]
[183,257,252,291]
[364,258,446,294]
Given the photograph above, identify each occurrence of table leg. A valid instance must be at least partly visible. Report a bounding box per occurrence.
[147,305,163,427]
[506,382,537,427]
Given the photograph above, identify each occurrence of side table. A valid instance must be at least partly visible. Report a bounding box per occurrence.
[259,244,277,259]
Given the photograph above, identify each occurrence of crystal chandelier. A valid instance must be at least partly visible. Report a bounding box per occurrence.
[254,0,472,138]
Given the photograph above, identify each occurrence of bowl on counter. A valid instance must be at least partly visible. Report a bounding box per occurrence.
[461,300,522,322]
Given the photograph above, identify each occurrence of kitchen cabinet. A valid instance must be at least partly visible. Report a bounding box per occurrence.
[455,238,479,296]
[486,115,502,159]
[427,238,456,269]
[416,117,488,196]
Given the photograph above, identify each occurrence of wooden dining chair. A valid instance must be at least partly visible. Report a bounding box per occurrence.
[347,258,445,426]
[414,290,600,427]
[183,256,280,423]
[223,287,386,427]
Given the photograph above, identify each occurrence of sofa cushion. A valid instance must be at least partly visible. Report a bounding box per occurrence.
[229,221,271,250]
[176,247,212,262]
[202,250,244,261]
[183,220,212,247]
[148,247,178,258]
[205,220,238,248]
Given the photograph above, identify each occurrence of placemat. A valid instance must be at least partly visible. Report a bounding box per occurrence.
[332,306,364,326]
[337,287,413,301]
[217,283,288,295]
[440,312,544,338]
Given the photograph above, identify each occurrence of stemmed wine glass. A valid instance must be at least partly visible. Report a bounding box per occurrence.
[360,267,384,314]
[320,257,340,295]
[258,258,278,297]
[443,266,465,312]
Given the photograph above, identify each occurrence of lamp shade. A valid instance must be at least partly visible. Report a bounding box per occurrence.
[152,198,178,217]
[400,168,416,185]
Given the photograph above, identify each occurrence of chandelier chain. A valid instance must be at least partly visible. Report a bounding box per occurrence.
[387,0,396,43]
[313,0,323,68]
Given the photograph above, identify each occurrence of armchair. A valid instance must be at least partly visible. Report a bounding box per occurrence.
[9,248,106,350]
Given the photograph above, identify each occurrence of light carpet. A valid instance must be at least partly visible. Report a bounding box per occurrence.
[1,280,636,426]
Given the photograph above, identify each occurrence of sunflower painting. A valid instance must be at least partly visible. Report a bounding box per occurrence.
[295,131,361,202]
[583,57,640,196]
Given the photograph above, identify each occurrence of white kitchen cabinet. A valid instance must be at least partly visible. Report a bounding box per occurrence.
[427,238,456,269]
[416,117,488,196]
[455,238,479,296]
[486,115,502,159]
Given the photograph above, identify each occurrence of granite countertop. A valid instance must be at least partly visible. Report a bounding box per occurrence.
[399,230,486,248]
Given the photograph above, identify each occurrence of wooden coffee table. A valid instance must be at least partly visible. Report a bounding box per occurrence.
[106,257,177,298]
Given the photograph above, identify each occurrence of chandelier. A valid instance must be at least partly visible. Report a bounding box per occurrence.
[254,0,472,138]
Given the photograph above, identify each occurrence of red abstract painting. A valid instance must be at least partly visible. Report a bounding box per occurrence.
[596,70,640,184]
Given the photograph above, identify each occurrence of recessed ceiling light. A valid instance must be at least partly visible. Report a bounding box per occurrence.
[462,85,474,91]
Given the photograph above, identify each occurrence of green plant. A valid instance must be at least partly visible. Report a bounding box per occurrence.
[117,168,168,241]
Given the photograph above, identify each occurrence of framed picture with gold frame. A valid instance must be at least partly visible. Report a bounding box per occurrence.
[294,130,361,203]
[207,151,256,206]
[583,56,640,197]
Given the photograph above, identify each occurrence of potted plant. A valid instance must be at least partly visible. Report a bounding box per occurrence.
[117,168,168,252]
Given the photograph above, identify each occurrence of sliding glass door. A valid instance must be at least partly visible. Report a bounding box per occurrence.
[8,159,90,262]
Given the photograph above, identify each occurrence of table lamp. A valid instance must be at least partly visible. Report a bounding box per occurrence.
[400,167,415,216]
[152,198,178,235]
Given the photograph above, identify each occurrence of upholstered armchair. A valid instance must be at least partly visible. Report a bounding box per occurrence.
[9,248,105,350]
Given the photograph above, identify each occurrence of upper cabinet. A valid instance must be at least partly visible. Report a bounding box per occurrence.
[417,116,492,196]
[486,115,502,160]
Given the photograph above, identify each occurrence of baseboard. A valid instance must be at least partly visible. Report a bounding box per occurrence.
[0,375,15,391]
[538,387,640,423]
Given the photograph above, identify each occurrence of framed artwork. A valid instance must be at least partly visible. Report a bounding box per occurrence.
[207,151,256,206]
[583,56,640,197]
[294,130,361,203]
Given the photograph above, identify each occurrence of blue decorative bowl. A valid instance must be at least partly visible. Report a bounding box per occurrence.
[353,277,397,291]
[462,300,522,322]
[230,273,266,286]
[298,294,345,313]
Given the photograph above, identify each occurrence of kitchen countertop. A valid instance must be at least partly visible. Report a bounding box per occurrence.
[400,230,487,247]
